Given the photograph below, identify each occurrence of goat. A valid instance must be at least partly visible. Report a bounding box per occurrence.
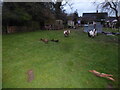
[51,39,59,42]
[89,70,115,81]
[40,38,49,43]
[64,30,71,37]
[88,29,97,37]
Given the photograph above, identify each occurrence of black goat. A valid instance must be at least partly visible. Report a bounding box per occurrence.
[51,39,59,42]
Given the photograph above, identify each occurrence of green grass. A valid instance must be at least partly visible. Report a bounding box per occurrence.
[103,27,119,33]
[2,28,118,88]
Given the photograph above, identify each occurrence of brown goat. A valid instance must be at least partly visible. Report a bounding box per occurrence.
[51,39,59,42]
[40,38,49,43]
[89,70,115,81]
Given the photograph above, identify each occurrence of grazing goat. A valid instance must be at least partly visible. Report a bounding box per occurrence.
[51,39,59,42]
[40,38,49,43]
[88,29,97,37]
[64,30,71,37]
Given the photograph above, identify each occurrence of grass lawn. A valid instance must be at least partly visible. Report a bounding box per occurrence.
[2,28,118,88]
[103,28,120,33]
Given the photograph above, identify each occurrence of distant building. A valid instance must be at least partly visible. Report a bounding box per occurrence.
[82,12,107,33]
[67,20,74,28]
[44,20,64,30]
[82,12,108,24]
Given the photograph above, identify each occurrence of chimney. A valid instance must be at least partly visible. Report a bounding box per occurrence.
[96,10,98,13]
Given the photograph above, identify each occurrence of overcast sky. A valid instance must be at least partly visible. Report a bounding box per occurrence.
[62,0,119,17]
[0,0,119,16]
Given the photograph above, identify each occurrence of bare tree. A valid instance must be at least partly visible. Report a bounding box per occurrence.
[96,0,120,27]
[52,0,73,19]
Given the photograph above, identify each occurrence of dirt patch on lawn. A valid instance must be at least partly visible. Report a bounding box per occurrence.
[27,69,34,82]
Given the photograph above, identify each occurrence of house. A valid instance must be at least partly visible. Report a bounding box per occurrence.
[67,20,75,28]
[44,20,64,30]
[82,12,108,24]
[82,12,107,33]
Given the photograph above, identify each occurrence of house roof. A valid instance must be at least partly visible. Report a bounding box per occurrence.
[82,12,108,21]
[83,12,108,17]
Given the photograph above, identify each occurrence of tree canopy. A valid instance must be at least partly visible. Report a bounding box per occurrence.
[2,2,79,33]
